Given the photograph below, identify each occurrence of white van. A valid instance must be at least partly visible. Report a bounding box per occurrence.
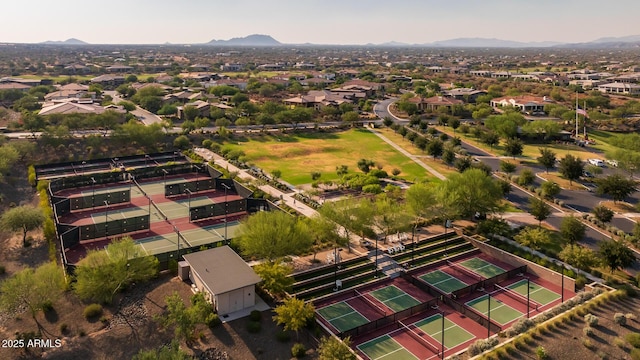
[588,159,605,167]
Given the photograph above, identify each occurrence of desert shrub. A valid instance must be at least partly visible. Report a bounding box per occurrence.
[614,313,627,326]
[614,337,626,349]
[584,313,599,326]
[78,329,86,337]
[583,326,594,336]
[291,343,306,358]
[467,337,499,356]
[582,338,595,349]
[536,346,548,360]
[627,332,640,348]
[42,300,54,313]
[632,348,640,360]
[83,304,103,319]
[249,310,261,322]
[276,330,291,342]
[59,323,68,334]
[596,350,609,359]
[247,320,261,333]
[206,313,221,328]
[0,265,5,275]
[506,317,534,336]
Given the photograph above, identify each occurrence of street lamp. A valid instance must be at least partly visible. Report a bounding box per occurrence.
[221,183,231,244]
[375,235,378,278]
[193,165,201,192]
[559,262,565,303]
[104,200,109,239]
[174,225,181,258]
[162,169,169,187]
[91,177,96,209]
[333,247,342,291]
[184,189,192,222]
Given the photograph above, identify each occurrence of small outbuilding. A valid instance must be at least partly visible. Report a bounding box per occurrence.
[182,246,261,316]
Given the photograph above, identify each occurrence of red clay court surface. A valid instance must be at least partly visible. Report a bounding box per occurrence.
[316,250,575,359]
[58,173,247,263]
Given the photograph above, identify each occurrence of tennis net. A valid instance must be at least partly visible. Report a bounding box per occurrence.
[354,289,387,316]
[397,320,441,355]
[447,260,484,281]
[493,283,540,310]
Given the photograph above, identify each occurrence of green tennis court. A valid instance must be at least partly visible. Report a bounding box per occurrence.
[369,285,421,312]
[466,295,523,325]
[357,335,418,360]
[459,257,506,278]
[317,302,369,333]
[138,179,186,196]
[413,314,475,349]
[180,222,240,247]
[419,270,468,294]
[507,279,561,306]
[156,196,214,218]
[136,232,188,256]
[90,206,150,223]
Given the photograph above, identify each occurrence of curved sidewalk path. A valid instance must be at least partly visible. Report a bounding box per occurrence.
[367,128,446,181]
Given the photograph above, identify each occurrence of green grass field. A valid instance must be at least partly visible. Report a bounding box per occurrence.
[219,129,434,185]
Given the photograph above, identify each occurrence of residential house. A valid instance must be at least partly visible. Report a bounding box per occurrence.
[443,88,487,103]
[39,101,126,116]
[490,95,554,114]
[177,100,211,120]
[408,96,463,112]
[90,75,126,87]
[106,65,134,73]
[283,90,357,110]
[598,82,640,95]
[220,63,244,72]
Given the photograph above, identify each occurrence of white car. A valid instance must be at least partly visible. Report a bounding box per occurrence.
[588,159,605,167]
[605,159,618,167]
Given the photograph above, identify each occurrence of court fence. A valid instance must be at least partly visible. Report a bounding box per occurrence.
[69,189,131,212]
[450,265,527,299]
[401,272,502,335]
[79,215,150,241]
[189,199,247,222]
[464,235,575,294]
[165,178,216,197]
[338,292,439,339]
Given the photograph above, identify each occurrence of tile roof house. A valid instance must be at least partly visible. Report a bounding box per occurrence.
[408,96,464,112]
[443,88,487,103]
[283,90,356,110]
[597,82,640,95]
[39,101,126,116]
[490,95,554,113]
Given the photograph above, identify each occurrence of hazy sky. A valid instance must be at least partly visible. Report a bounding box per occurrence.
[2,0,638,45]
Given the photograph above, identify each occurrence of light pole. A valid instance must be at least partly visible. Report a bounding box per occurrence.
[104,200,109,239]
[487,293,491,338]
[221,183,231,244]
[441,311,445,360]
[162,169,169,187]
[184,189,192,222]
[91,177,96,208]
[174,225,181,258]
[193,165,201,192]
[374,236,378,278]
[145,154,150,167]
[560,263,564,303]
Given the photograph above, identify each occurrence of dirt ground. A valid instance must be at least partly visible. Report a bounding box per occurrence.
[456,294,640,360]
[0,267,317,360]
[0,230,316,360]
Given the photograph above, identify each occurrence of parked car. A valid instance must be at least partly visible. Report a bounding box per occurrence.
[605,159,618,167]
[582,171,595,178]
[588,159,605,167]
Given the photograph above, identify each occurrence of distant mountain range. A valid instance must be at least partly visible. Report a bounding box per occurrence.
[32,34,640,48]
[204,34,281,46]
[40,38,88,45]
